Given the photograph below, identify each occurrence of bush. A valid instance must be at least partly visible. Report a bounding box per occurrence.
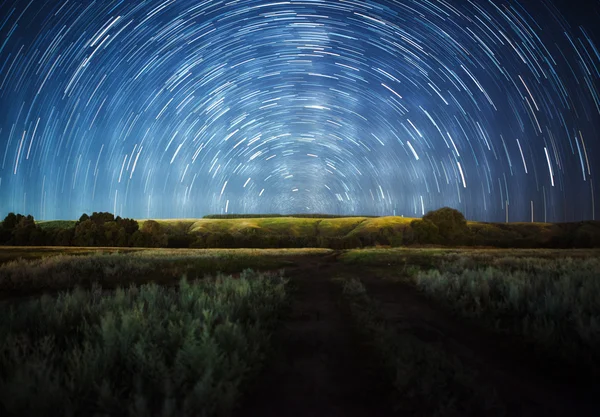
[0,271,288,417]
[410,219,440,244]
[0,213,46,246]
[423,207,469,245]
[413,257,600,376]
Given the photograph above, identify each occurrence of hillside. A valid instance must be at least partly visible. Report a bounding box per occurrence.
[34,215,600,248]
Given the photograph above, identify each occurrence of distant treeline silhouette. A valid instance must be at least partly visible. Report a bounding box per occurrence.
[1,208,600,249]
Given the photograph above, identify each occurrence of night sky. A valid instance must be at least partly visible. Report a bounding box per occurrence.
[0,0,599,222]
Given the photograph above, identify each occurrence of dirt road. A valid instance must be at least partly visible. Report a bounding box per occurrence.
[238,253,598,417]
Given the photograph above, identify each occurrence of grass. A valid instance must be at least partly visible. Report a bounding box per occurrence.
[187,216,417,239]
[36,220,78,230]
[410,255,600,375]
[317,217,368,237]
[0,270,288,417]
[0,248,331,292]
[0,246,142,264]
[340,247,600,267]
[338,277,504,416]
[346,216,415,236]
[39,216,419,240]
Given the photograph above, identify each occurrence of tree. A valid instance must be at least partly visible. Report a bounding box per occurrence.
[410,219,440,244]
[73,220,101,246]
[140,220,167,247]
[116,217,139,235]
[89,212,115,225]
[423,207,469,244]
[12,215,38,245]
[2,213,20,231]
[102,221,121,246]
[54,228,74,246]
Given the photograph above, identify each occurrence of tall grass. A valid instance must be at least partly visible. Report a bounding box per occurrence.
[339,278,504,416]
[413,257,600,373]
[0,270,287,417]
[0,249,324,292]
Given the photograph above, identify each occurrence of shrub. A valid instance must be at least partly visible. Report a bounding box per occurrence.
[412,257,600,375]
[410,219,440,244]
[0,271,288,416]
[423,207,469,244]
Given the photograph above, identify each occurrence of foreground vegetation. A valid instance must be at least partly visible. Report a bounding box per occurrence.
[339,278,504,416]
[0,248,328,292]
[341,247,600,377]
[411,256,600,376]
[0,271,288,417]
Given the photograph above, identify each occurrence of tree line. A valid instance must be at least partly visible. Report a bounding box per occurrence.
[1,207,599,248]
[0,212,167,247]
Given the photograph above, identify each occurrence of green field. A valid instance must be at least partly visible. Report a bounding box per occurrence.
[144,216,415,238]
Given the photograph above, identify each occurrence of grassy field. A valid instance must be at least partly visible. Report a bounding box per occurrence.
[0,271,288,417]
[339,247,600,267]
[411,256,600,373]
[1,245,598,415]
[341,247,600,380]
[0,247,330,292]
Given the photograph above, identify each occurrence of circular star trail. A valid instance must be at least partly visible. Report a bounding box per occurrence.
[0,0,599,221]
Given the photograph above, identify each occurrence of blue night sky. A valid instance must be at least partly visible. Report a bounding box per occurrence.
[0,0,599,221]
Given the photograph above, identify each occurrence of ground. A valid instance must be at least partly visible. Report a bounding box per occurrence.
[0,246,598,416]
[236,250,599,417]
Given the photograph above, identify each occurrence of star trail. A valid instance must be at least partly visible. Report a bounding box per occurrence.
[0,0,599,221]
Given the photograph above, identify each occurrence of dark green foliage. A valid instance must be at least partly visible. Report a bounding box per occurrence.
[73,219,101,246]
[12,215,39,245]
[137,220,168,247]
[167,234,196,248]
[71,213,141,247]
[0,228,11,244]
[414,256,600,378]
[0,213,46,246]
[317,236,363,249]
[0,271,288,417]
[89,211,115,225]
[470,223,523,247]
[116,216,139,235]
[409,219,440,244]
[547,221,600,248]
[1,212,21,230]
[423,207,470,244]
[53,227,75,246]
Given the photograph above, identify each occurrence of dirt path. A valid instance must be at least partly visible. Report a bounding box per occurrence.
[240,256,598,416]
[360,273,599,417]
[237,254,393,417]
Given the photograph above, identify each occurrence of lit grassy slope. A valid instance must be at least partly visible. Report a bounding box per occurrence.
[136,216,417,239]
